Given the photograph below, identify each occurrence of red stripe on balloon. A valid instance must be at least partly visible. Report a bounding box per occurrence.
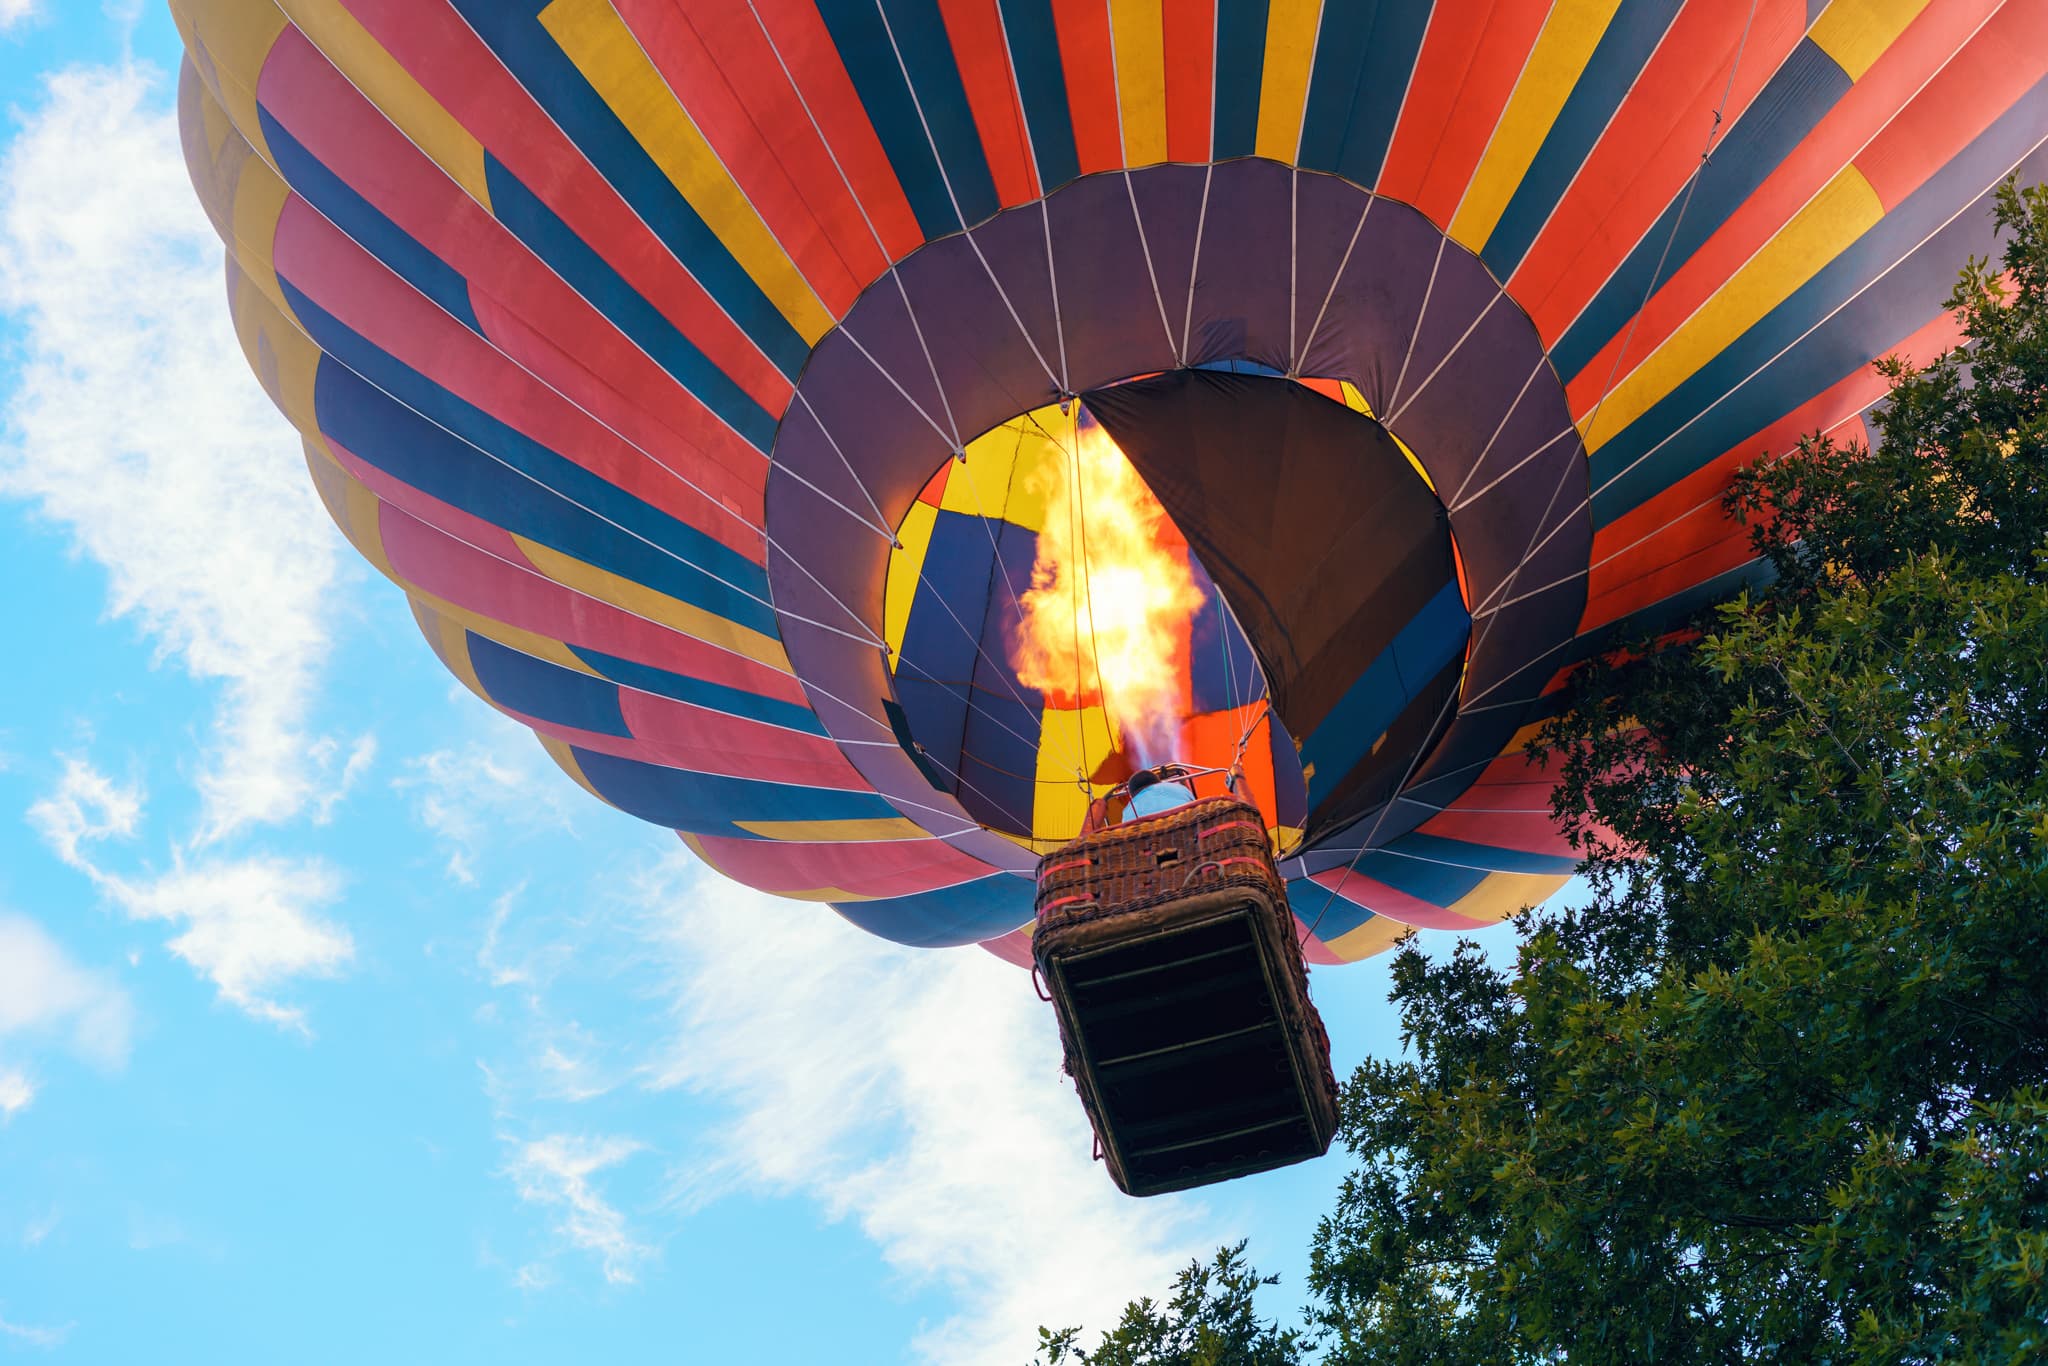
[273,198,768,551]
[744,0,928,262]
[1579,304,1965,632]
[937,0,1040,206]
[375,500,808,703]
[684,829,1003,899]
[332,0,795,417]
[1308,868,1496,931]
[1050,0,1124,173]
[488,700,869,791]
[1377,0,1549,228]
[1162,0,1215,164]
[1562,0,2024,411]
[1510,0,1805,346]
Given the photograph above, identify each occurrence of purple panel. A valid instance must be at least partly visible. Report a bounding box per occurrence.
[1125,163,1219,363]
[1046,172,1180,389]
[1183,158,1295,371]
[1295,205,1443,402]
[1288,171,1377,363]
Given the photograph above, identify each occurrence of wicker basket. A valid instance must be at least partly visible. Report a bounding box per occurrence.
[1033,796,1340,1196]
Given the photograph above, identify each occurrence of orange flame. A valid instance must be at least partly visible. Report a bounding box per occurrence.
[1010,422,1206,767]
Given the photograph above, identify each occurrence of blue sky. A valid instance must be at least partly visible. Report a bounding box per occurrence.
[0,5,1522,1361]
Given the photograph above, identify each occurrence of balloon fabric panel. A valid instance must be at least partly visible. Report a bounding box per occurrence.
[173,0,2048,961]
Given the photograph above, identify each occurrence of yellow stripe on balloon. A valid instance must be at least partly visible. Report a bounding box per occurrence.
[733,817,932,842]
[1109,0,1168,167]
[1447,871,1570,924]
[1450,0,1622,253]
[1253,0,1323,163]
[273,0,493,208]
[512,535,796,675]
[884,499,939,667]
[1581,165,1884,452]
[539,0,835,343]
[226,259,321,435]
[1322,914,1412,962]
[538,735,610,803]
[407,597,491,700]
[1810,0,1933,81]
[168,0,285,161]
[1033,703,1117,843]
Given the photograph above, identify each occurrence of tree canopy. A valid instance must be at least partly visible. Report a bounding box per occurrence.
[1038,179,2048,1366]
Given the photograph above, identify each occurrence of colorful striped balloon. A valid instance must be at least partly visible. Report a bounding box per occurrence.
[172,0,2048,965]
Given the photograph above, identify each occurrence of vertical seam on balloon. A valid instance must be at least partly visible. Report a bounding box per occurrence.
[440,2,795,398]
[889,268,964,450]
[1297,191,1374,369]
[1568,4,2002,432]
[228,64,895,648]
[1499,0,1696,289]
[787,389,898,539]
[1442,0,1596,251]
[1122,170,1183,366]
[963,227,1064,391]
[1446,354,1552,507]
[1288,164,1299,371]
[1288,2,1326,167]
[990,1,1045,194]
[1180,162,1213,361]
[950,431,1090,780]
[266,5,777,481]
[1101,0,1128,168]
[1449,420,1580,519]
[1547,0,1840,365]
[872,0,972,232]
[1586,123,2048,509]
[1362,0,1432,191]
[1387,236,1447,415]
[1041,199,1071,392]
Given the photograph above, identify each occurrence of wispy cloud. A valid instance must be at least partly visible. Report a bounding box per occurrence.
[0,1311,69,1350]
[0,912,133,1068]
[398,709,576,886]
[0,62,346,844]
[0,1069,33,1121]
[0,0,40,34]
[26,757,351,1031]
[504,1134,649,1286]
[635,854,1215,1366]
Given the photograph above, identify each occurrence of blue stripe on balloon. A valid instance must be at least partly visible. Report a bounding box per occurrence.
[446,0,811,382]
[571,746,901,835]
[260,110,483,336]
[810,0,986,238]
[995,0,1081,191]
[467,632,632,738]
[287,282,779,639]
[568,646,828,735]
[831,873,1036,948]
[1480,0,1685,279]
[1211,0,1270,160]
[1550,37,1850,380]
[878,0,1003,226]
[1590,84,2048,524]
[1301,578,1470,809]
[1296,0,1435,188]
[482,157,780,453]
[1377,830,1579,877]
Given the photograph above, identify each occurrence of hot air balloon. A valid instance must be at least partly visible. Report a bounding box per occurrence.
[173,0,2048,1189]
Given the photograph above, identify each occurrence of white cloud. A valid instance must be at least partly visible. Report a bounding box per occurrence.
[636,854,1216,1366]
[0,62,345,844]
[0,0,42,35]
[107,856,351,1031]
[0,1069,33,1121]
[398,711,575,886]
[504,1134,648,1285]
[27,758,352,1030]
[0,912,133,1070]
[0,1311,69,1350]
[23,756,141,871]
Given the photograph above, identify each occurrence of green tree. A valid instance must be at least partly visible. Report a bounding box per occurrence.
[1038,180,2048,1365]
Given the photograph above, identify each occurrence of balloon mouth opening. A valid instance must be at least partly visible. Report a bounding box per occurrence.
[878,363,1473,855]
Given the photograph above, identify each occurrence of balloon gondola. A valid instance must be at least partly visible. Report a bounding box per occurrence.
[171,0,2048,1192]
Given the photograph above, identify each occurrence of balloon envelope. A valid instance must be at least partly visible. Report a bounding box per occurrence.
[172,0,2048,961]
